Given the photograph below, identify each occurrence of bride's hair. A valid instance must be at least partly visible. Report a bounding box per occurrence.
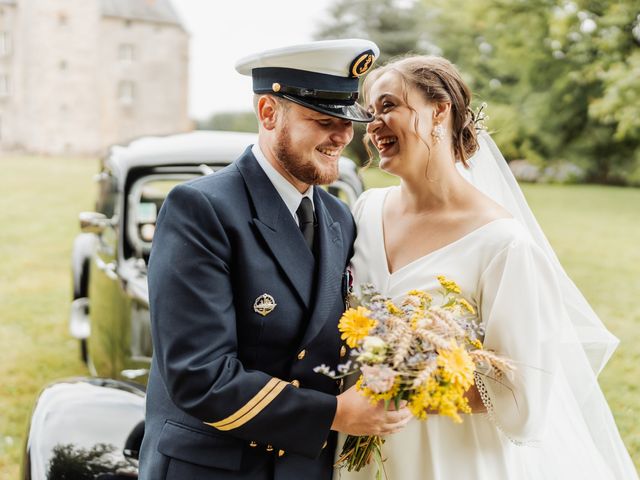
[362,55,479,167]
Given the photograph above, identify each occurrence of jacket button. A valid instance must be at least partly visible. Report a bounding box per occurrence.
[340,345,347,357]
[266,444,274,452]
[297,349,306,360]
[291,379,300,388]
[278,449,285,457]
[249,441,257,447]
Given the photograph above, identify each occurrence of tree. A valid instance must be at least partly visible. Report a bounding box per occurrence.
[316,0,640,184]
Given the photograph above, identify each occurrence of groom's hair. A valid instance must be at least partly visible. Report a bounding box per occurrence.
[362,55,480,167]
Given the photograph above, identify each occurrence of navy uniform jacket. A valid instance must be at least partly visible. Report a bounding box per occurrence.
[138,147,356,480]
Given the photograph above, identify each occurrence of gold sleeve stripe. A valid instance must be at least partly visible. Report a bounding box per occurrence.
[204,378,288,431]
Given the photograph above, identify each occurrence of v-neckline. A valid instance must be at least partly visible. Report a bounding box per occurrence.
[378,187,513,277]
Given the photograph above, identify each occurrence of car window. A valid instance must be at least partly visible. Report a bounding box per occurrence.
[127,176,194,258]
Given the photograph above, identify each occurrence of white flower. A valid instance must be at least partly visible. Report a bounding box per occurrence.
[361,365,397,394]
[362,336,387,353]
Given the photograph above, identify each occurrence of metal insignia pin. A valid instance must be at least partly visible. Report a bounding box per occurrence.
[253,294,277,317]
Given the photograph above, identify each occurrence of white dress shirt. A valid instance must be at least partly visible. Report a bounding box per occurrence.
[252,143,314,226]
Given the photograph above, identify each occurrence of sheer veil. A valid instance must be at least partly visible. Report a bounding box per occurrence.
[457,131,637,478]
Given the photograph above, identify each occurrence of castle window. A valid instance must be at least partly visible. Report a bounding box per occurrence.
[118,81,135,105]
[0,32,10,56]
[0,75,9,97]
[58,12,68,26]
[119,44,135,62]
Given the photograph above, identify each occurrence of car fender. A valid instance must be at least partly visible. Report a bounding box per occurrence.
[21,377,145,480]
[71,233,98,300]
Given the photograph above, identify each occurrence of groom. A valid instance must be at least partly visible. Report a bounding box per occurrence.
[138,39,410,480]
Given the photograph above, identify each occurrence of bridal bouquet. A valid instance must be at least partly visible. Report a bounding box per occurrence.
[315,276,514,479]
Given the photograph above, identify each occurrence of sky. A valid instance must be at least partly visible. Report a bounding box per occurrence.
[171,0,335,120]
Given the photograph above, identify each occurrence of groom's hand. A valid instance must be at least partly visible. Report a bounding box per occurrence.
[330,385,413,436]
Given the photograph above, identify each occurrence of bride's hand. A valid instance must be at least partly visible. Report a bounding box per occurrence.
[464,385,487,413]
[331,385,413,436]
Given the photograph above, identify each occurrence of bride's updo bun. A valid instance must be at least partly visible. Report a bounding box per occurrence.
[363,55,480,166]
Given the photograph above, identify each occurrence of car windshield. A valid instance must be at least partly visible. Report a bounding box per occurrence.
[127,175,193,259]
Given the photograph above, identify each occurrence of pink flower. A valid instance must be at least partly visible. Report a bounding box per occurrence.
[361,365,397,394]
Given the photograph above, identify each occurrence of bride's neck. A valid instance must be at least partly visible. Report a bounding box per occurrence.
[398,155,469,213]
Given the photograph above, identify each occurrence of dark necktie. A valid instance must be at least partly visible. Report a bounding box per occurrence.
[296,197,315,252]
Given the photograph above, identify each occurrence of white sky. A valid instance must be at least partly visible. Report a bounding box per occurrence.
[172,0,335,120]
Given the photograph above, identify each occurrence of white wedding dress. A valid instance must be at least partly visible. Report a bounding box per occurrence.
[337,186,637,479]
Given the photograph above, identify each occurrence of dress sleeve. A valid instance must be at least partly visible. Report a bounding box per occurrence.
[351,188,374,224]
[475,233,562,445]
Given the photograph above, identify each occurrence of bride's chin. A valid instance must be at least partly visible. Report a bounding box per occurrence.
[379,154,399,174]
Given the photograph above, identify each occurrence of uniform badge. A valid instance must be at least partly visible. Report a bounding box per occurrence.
[254,294,277,316]
[349,50,375,78]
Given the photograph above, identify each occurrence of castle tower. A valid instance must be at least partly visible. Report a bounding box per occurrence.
[0,0,189,156]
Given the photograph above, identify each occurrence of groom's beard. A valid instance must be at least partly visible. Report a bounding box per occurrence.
[274,121,340,186]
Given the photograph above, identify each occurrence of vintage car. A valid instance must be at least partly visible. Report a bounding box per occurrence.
[21,130,364,479]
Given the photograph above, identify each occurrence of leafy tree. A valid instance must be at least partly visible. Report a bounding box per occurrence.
[317,0,640,184]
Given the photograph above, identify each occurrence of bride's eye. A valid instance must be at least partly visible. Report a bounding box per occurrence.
[382,101,394,111]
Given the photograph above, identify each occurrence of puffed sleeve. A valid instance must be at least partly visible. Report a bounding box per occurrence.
[475,232,561,444]
[351,188,373,222]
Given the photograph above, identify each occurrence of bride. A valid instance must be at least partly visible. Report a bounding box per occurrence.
[339,55,638,479]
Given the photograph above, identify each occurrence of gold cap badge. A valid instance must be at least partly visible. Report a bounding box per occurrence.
[349,50,375,78]
[254,293,277,316]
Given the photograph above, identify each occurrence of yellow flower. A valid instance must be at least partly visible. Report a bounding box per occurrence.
[467,337,484,350]
[437,275,462,294]
[458,298,476,315]
[437,342,476,389]
[385,301,402,315]
[338,307,376,348]
[408,377,471,423]
[355,375,400,404]
[407,289,432,307]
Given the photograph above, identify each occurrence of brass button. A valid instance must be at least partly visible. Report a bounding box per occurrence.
[266,444,274,452]
[340,345,347,358]
[272,82,281,92]
[291,379,300,388]
[297,349,306,360]
[278,449,285,457]
[322,440,328,449]
[249,441,257,447]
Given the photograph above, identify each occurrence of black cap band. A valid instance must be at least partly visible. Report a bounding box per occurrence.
[252,67,359,99]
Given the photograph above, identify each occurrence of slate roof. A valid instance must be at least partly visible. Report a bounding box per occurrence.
[101,0,184,28]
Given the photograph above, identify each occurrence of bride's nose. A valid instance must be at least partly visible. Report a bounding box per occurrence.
[366,113,383,134]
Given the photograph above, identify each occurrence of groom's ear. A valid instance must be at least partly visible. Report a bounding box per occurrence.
[432,102,451,123]
[257,95,280,131]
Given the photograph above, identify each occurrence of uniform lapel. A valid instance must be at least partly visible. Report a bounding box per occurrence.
[300,189,344,346]
[235,148,315,309]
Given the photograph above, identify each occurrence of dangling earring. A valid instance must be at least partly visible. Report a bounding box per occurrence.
[431,123,446,144]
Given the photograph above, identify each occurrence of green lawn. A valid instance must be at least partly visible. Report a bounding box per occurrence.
[0,158,638,478]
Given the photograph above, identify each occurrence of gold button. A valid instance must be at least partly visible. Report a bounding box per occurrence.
[322,440,328,449]
[266,444,274,452]
[297,349,306,360]
[278,449,285,457]
[340,345,347,357]
[249,441,257,447]
[272,82,281,92]
[291,379,300,388]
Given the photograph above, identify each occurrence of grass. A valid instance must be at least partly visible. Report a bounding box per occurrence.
[0,159,638,478]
